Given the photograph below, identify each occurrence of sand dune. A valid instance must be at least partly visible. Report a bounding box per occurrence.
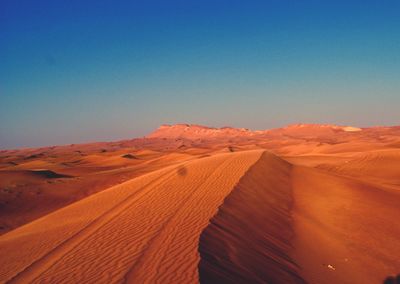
[0,150,262,283]
[198,152,400,284]
[199,152,305,283]
[1,123,399,283]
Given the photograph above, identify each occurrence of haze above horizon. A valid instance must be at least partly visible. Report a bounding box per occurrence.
[1,0,399,149]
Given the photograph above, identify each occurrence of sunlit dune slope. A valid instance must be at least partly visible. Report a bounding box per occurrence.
[199,152,305,283]
[0,149,197,235]
[0,150,262,284]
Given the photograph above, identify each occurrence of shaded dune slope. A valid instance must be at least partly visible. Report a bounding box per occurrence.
[199,152,305,284]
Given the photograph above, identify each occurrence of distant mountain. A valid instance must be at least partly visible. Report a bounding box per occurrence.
[2,123,398,153]
[146,124,255,139]
[146,123,365,139]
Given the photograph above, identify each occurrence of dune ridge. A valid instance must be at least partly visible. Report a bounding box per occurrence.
[198,151,305,283]
[0,150,262,284]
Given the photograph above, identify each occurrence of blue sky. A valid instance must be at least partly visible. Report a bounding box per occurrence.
[1,1,399,148]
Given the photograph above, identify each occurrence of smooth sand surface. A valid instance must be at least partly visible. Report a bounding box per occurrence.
[292,166,400,284]
[0,150,262,284]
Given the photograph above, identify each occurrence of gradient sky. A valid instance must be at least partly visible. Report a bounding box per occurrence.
[1,1,399,149]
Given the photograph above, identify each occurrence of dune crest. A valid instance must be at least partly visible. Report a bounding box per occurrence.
[198,152,305,283]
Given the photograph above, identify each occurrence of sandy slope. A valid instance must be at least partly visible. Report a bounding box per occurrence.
[0,150,262,284]
[292,166,400,284]
[198,152,400,284]
[199,152,305,283]
[316,149,400,187]
[0,149,197,235]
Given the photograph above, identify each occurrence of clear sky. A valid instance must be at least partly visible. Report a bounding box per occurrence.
[1,1,399,149]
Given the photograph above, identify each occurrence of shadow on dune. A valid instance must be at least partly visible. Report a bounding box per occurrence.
[177,166,187,177]
[30,169,72,179]
[24,153,45,160]
[122,154,138,159]
[384,275,400,284]
[198,152,305,284]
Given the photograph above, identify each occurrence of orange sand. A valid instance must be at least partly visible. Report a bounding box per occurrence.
[0,123,399,283]
[0,151,261,283]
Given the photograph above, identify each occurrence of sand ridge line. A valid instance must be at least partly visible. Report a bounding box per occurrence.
[143,151,264,284]
[198,151,305,283]
[122,153,243,283]
[7,161,190,284]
